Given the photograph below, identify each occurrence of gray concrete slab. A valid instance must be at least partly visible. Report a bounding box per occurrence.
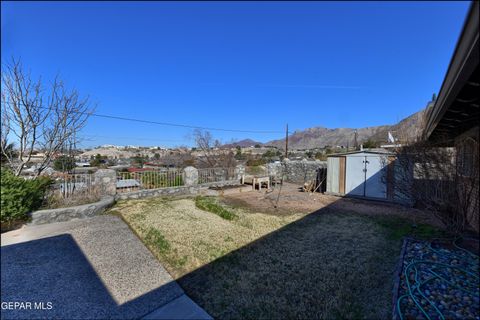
[1,215,186,319]
[143,294,212,320]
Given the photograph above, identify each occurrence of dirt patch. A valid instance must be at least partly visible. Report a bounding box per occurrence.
[222,183,443,228]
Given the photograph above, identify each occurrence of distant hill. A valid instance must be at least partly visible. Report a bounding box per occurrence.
[223,139,262,148]
[264,108,427,150]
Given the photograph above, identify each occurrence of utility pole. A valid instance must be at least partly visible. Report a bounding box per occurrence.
[354,129,358,150]
[285,124,289,159]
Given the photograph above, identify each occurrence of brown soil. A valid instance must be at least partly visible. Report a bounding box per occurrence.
[221,182,444,228]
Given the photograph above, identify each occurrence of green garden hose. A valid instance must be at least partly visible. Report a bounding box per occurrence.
[396,237,479,320]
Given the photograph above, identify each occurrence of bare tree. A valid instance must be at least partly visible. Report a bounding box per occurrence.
[193,129,236,169]
[1,58,93,177]
[385,107,479,234]
[390,135,479,234]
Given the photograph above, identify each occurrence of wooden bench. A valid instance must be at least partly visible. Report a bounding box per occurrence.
[241,175,271,191]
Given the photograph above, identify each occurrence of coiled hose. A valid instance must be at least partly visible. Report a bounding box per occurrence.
[396,237,479,320]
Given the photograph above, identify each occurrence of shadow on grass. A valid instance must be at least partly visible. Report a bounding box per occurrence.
[174,199,445,319]
[1,196,446,319]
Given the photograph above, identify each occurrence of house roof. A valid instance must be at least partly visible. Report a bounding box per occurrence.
[423,1,479,144]
[127,167,155,172]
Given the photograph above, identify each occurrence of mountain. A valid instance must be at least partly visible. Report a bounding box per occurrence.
[264,108,427,150]
[223,139,262,148]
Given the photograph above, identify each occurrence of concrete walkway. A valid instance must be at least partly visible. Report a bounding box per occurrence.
[1,215,211,319]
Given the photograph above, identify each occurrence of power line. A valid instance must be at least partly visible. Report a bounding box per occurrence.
[36,106,284,134]
[81,134,185,143]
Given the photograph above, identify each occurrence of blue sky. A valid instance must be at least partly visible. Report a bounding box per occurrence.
[1,1,471,147]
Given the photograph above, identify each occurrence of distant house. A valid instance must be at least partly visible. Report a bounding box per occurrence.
[423,1,479,232]
[75,161,91,167]
[127,167,156,173]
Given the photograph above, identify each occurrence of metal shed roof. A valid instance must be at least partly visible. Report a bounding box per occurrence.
[327,149,394,157]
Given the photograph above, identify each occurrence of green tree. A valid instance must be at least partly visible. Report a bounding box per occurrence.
[235,146,246,160]
[131,155,147,168]
[305,151,313,158]
[363,139,378,149]
[262,149,275,159]
[90,154,106,167]
[53,155,76,172]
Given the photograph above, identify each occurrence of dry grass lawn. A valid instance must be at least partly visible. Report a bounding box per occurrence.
[112,196,304,278]
[111,190,443,319]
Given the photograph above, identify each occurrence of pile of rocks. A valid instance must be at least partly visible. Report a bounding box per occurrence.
[395,238,479,319]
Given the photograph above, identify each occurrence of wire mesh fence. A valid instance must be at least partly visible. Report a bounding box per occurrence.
[198,167,236,184]
[116,169,185,192]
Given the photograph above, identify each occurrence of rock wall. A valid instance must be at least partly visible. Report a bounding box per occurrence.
[184,166,199,186]
[94,169,117,196]
[115,180,240,201]
[29,196,115,225]
[266,159,327,184]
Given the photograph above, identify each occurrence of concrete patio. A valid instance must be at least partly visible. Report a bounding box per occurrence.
[1,215,211,319]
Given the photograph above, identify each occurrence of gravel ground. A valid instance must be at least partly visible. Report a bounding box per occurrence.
[395,238,480,320]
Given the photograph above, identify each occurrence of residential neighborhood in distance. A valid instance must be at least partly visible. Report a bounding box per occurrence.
[1,1,478,320]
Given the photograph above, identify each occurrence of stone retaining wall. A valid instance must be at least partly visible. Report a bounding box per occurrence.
[29,196,115,225]
[266,159,327,184]
[115,180,240,201]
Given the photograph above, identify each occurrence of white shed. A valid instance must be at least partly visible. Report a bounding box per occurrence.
[326,150,395,200]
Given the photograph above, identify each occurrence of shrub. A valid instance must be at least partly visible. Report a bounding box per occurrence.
[53,155,76,172]
[362,139,378,149]
[195,196,236,220]
[315,152,327,161]
[90,154,107,167]
[246,158,266,166]
[246,165,266,175]
[1,169,52,225]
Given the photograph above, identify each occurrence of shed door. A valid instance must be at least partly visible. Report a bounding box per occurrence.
[345,156,366,196]
[364,155,387,199]
[345,155,387,199]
